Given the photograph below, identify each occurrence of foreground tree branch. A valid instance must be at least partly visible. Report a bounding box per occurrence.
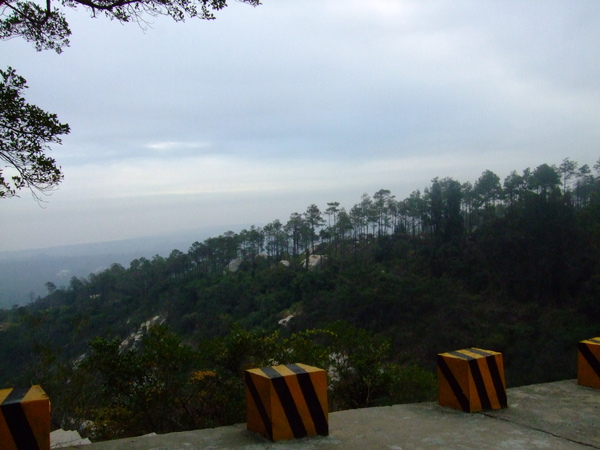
[1,0,260,53]
[0,67,69,199]
[1,0,260,201]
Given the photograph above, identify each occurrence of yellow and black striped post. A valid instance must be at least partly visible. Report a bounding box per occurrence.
[0,385,50,450]
[578,337,600,389]
[437,347,507,413]
[245,363,328,441]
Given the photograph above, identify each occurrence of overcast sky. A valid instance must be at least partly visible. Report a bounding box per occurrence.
[1,0,599,252]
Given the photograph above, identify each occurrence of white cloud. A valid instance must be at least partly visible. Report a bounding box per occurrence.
[144,141,213,153]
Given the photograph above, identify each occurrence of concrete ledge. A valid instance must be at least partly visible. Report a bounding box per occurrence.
[51,429,92,448]
[484,379,600,448]
[67,380,599,449]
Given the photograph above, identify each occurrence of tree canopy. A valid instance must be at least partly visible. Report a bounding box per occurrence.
[0,0,261,53]
[0,67,69,198]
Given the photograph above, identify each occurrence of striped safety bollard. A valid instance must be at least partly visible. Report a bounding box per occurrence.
[0,385,50,450]
[578,337,600,389]
[245,363,328,441]
[437,347,507,413]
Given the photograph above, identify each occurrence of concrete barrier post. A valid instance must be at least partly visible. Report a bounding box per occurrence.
[245,363,328,441]
[578,337,600,389]
[437,347,507,413]
[0,385,51,450]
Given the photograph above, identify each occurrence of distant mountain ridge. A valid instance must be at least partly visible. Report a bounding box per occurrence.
[0,225,240,308]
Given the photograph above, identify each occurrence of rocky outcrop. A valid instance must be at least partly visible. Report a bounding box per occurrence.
[227,258,243,273]
[278,314,294,326]
[120,315,165,350]
[305,254,328,270]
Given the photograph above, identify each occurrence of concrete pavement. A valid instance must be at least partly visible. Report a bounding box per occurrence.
[67,380,600,449]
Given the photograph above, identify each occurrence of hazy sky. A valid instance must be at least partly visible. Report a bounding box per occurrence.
[2,0,599,252]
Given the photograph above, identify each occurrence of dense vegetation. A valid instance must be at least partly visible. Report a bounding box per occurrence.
[0,157,599,441]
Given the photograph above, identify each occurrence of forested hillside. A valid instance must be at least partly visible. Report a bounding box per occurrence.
[0,158,599,441]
